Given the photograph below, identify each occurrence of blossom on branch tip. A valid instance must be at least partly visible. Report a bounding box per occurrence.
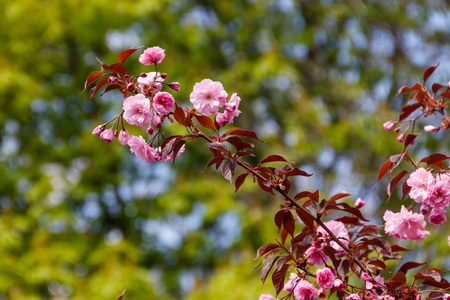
[139,46,165,65]
[128,135,158,163]
[429,176,450,208]
[383,121,395,131]
[215,92,242,127]
[153,91,175,116]
[123,94,153,127]
[138,72,163,93]
[259,294,275,300]
[316,267,334,290]
[100,128,114,143]
[424,125,437,133]
[346,294,360,300]
[190,79,228,116]
[92,125,105,136]
[383,205,430,241]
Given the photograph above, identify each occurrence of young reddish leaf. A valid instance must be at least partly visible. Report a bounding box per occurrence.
[285,167,312,177]
[401,179,412,200]
[254,249,282,269]
[294,191,313,200]
[422,278,450,290]
[327,203,369,221]
[118,45,143,64]
[194,114,216,131]
[357,225,381,238]
[100,84,121,96]
[260,255,279,285]
[328,191,352,203]
[391,245,411,252]
[432,83,445,94]
[205,156,225,171]
[398,103,423,122]
[414,268,442,282]
[398,261,426,274]
[261,155,293,164]
[161,135,183,158]
[423,63,439,83]
[222,159,236,184]
[280,227,288,245]
[171,140,185,164]
[426,153,449,167]
[257,177,274,194]
[368,260,387,271]
[439,91,450,99]
[274,210,285,231]
[396,83,422,95]
[226,136,254,151]
[377,159,392,183]
[116,290,126,300]
[224,128,264,142]
[334,216,360,225]
[87,77,109,101]
[296,208,315,230]
[235,173,248,192]
[404,133,418,149]
[283,211,295,237]
[308,190,319,202]
[173,104,186,124]
[389,152,407,173]
[82,70,105,93]
[255,243,281,260]
[391,271,407,284]
[208,142,229,156]
[272,263,288,296]
[387,170,409,198]
[103,63,127,76]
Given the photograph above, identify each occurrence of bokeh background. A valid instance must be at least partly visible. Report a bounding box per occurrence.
[1,0,450,299]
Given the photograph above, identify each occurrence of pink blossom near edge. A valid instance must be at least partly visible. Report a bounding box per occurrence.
[215,92,242,127]
[304,245,329,266]
[128,135,158,163]
[407,168,434,204]
[293,279,318,300]
[346,293,361,300]
[355,198,365,208]
[284,273,299,292]
[316,267,335,290]
[137,72,163,93]
[122,94,153,127]
[428,176,450,208]
[100,128,114,143]
[118,130,131,145]
[189,79,228,116]
[153,91,175,116]
[92,124,105,136]
[139,46,165,65]
[383,205,430,241]
[428,208,447,225]
[317,220,349,252]
[383,121,395,131]
[259,294,275,300]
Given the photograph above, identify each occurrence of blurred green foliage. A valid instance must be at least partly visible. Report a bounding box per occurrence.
[1,0,450,299]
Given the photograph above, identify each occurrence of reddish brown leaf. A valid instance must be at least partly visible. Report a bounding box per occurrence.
[369,260,387,271]
[391,271,407,284]
[415,268,442,282]
[118,45,143,64]
[254,248,282,269]
[82,70,105,93]
[260,255,279,285]
[404,133,418,149]
[334,216,360,225]
[309,190,319,202]
[296,208,315,230]
[257,177,274,194]
[208,142,229,156]
[294,191,313,200]
[171,140,185,164]
[285,167,313,177]
[280,227,288,245]
[173,104,186,124]
[205,156,225,171]
[283,211,295,237]
[423,63,440,83]
[100,84,121,96]
[328,191,352,203]
[102,63,127,75]
[377,159,392,183]
[87,77,109,101]
[391,245,411,252]
[432,83,445,94]
[357,225,381,238]
[439,91,450,99]
[425,153,449,167]
[116,290,126,300]
[398,103,423,122]
[226,136,254,151]
[398,261,426,274]
[235,173,248,192]
[401,179,412,200]
[261,155,293,164]
[194,115,216,131]
[255,243,281,260]
[224,128,264,142]
[389,152,407,173]
[274,210,285,231]
[422,278,450,290]
[387,170,409,198]
[161,135,183,158]
[222,159,236,184]
[272,263,289,296]
[396,83,422,95]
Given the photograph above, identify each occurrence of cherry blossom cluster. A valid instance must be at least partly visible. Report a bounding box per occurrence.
[90,46,241,163]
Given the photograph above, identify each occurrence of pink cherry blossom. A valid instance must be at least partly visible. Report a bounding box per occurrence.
[316,268,334,290]
[153,91,175,116]
[334,279,344,289]
[215,93,242,127]
[152,115,162,128]
[305,245,329,266]
[346,294,360,300]
[428,208,447,225]
[100,128,114,143]
[293,279,318,300]
[123,94,153,127]
[137,72,164,93]
[420,203,430,215]
[383,205,430,241]
[317,220,349,252]
[128,135,158,163]
[92,124,105,136]
[428,176,450,208]
[139,46,165,65]
[317,288,326,298]
[118,130,131,145]
[259,294,275,300]
[407,168,434,204]
[355,198,365,208]
[190,79,228,116]
[383,121,395,131]
[284,273,299,292]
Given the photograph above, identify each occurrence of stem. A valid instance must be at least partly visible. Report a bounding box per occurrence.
[190,123,371,275]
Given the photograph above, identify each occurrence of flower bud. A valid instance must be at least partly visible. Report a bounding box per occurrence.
[108,76,117,84]
[100,128,114,143]
[362,273,371,282]
[114,130,118,137]
[168,82,180,91]
[424,125,436,132]
[318,288,326,298]
[397,134,404,142]
[355,198,365,208]
[160,73,168,79]
[420,203,429,215]
[92,124,105,137]
[334,279,344,289]
[147,123,154,135]
[118,130,131,145]
[124,75,130,80]
[153,115,162,128]
[383,121,395,131]
[140,73,147,78]
[127,83,135,91]
[394,127,400,133]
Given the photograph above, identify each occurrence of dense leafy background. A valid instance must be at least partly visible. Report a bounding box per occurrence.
[1,0,450,299]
